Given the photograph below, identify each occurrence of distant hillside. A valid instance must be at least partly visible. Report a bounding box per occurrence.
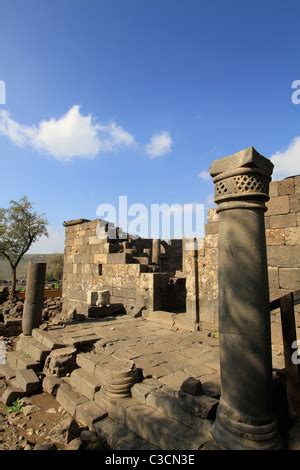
[0,254,63,281]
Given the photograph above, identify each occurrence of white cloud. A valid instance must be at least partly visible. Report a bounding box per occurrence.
[29,227,64,254]
[145,131,172,158]
[198,170,210,181]
[0,105,136,161]
[271,137,300,180]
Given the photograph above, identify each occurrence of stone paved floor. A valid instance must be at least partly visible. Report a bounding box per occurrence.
[47,316,222,389]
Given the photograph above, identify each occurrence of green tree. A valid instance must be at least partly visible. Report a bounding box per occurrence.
[47,254,63,282]
[0,197,48,298]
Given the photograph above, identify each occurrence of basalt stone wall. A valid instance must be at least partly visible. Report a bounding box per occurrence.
[62,220,183,317]
[194,175,300,336]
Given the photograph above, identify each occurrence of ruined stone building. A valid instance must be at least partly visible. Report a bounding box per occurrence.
[62,174,300,341]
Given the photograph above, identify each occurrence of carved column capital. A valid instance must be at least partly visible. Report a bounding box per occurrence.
[209,147,273,212]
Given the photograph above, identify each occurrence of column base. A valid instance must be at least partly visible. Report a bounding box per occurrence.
[212,400,282,450]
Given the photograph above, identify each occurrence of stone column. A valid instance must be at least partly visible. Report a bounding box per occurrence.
[22,262,46,336]
[209,147,281,450]
[152,239,160,266]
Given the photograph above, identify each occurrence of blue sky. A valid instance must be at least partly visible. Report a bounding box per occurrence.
[0,0,300,252]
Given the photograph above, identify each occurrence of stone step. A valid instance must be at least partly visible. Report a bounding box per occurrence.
[95,417,158,450]
[125,402,211,450]
[15,368,41,393]
[131,384,215,433]
[18,335,51,362]
[0,363,16,380]
[70,368,102,400]
[56,382,88,417]
[32,328,65,350]
[75,401,107,430]
[6,350,40,371]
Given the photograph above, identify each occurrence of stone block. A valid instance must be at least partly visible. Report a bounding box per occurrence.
[285,227,300,245]
[131,383,156,404]
[27,339,51,362]
[267,245,300,268]
[75,401,107,430]
[56,383,87,417]
[205,222,218,235]
[266,228,285,246]
[159,370,191,390]
[269,213,297,229]
[268,267,279,289]
[42,376,62,396]
[32,329,65,350]
[6,351,24,369]
[97,290,110,306]
[1,386,26,405]
[87,291,98,306]
[177,390,219,419]
[269,181,279,197]
[266,195,289,216]
[207,209,218,223]
[76,353,97,375]
[17,356,40,371]
[126,404,210,450]
[278,268,300,291]
[278,178,294,195]
[70,368,101,400]
[289,194,300,212]
[16,368,40,393]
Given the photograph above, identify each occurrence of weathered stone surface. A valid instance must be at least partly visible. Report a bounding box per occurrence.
[266,195,289,216]
[266,228,285,246]
[278,268,300,291]
[126,403,210,450]
[268,267,279,289]
[278,178,294,196]
[178,390,218,419]
[95,417,156,450]
[131,382,156,404]
[267,245,300,268]
[75,401,107,429]
[70,368,101,400]
[43,347,76,377]
[56,383,87,417]
[67,438,83,450]
[16,368,40,393]
[159,370,191,390]
[180,377,202,396]
[1,386,26,405]
[42,376,62,396]
[285,227,300,246]
[269,213,297,229]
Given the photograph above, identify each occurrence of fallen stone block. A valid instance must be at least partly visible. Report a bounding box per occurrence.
[16,368,41,393]
[44,347,77,377]
[1,386,26,405]
[178,390,219,419]
[56,383,87,417]
[42,376,62,396]
[70,368,101,400]
[180,377,202,396]
[75,401,107,429]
